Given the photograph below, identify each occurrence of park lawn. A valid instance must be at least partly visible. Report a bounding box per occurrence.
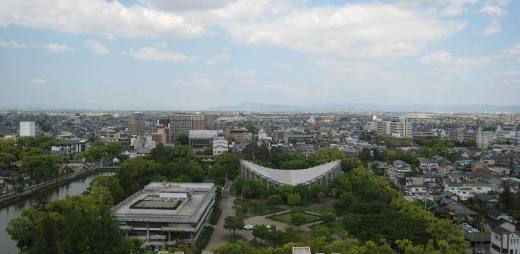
[306,204,335,215]
[234,199,286,217]
[269,212,321,225]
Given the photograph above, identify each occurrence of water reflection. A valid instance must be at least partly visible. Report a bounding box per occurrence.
[0,172,113,254]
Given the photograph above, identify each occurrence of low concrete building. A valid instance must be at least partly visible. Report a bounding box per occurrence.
[490,222,520,254]
[188,130,223,149]
[112,182,216,247]
[445,182,493,200]
[292,247,311,254]
[212,138,228,156]
[50,138,89,157]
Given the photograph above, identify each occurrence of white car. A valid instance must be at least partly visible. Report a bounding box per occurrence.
[243,224,254,230]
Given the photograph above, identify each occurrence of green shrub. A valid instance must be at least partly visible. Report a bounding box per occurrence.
[210,207,222,225]
[291,212,307,225]
[195,226,214,253]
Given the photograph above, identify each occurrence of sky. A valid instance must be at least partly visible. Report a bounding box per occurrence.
[0,0,519,110]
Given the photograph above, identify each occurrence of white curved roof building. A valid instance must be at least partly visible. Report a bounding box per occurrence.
[240,160,342,187]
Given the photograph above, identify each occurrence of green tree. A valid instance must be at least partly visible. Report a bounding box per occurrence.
[7,208,62,254]
[0,152,16,170]
[426,219,469,253]
[311,225,332,240]
[7,186,134,254]
[242,180,264,198]
[212,241,256,254]
[149,143,169,164]
[291,212,306,225]
[322,212,336,224]
[209,152,242,182]
[246,123,258,135]
[117,157,160,196]
[80,141,126,163]
[287,193,302,206]
[358,148,373,164]
[224,216,245,236]
[88,175,125,204]
[267,195,283,207]
[14,175,25,192]
[20,155,59,183]
[252,224,269,242]
[176,134,189,145]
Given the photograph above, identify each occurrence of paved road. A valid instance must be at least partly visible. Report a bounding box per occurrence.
[203,196,332,253]
[203,192,237,253]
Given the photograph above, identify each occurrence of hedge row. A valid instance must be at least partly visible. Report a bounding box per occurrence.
[195,226,214,253]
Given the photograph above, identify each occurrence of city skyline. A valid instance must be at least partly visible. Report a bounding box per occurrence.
[1,0,519,110]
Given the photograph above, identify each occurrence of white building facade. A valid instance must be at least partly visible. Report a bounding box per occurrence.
[212,138,228,156]
[490,223,520,254]
[19,121,36,137]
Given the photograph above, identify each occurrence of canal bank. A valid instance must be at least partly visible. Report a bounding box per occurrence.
[0,172,114,254]
[0,166,119,209]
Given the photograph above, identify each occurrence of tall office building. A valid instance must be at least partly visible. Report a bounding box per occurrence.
[128,113,145,136]
[170,113,206,141]
[19,121,36,137]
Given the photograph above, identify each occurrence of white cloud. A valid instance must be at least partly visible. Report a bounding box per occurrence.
[154,42,168,48]
[481,19,502,36]
[139,0,239,11]
[441,0,479,16]
[500,70,520,76]
[31,78,47,85]
[205,53,230,65]
[39,43,74,53]
[223,70,257,77]
[223,3,465,60]
[0,0,203,38]
[122,47,188,62]
[420,50,493,67]
[316,59,405,81]
[499,44,520,63]
[478,1,509,36]
[479,4,506,17]
[83,40,109,55]
[274,63,291,68]
[503,44,520,57]
[205,0,271,22]
[420,50,454,64]
[0,38,26,48]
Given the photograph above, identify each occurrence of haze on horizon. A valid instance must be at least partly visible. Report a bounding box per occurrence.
[0,0,519,110]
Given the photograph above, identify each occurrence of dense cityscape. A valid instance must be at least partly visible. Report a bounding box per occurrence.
[2,0,520,253]
[0,111,519,254]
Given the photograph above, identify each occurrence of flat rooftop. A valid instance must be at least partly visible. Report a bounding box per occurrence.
[113,182,215,224]
[292,247,311,254]
[130,198,181,210]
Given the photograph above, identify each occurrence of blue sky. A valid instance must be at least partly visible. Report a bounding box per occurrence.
[0,0,519,110]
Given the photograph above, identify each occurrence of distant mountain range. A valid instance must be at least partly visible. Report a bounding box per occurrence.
[209,102,520,113]
[3,103,520,113]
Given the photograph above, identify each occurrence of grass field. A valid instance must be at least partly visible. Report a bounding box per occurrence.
[269,212,321,225]
[307,204,335,215]
[234,199,286,217]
